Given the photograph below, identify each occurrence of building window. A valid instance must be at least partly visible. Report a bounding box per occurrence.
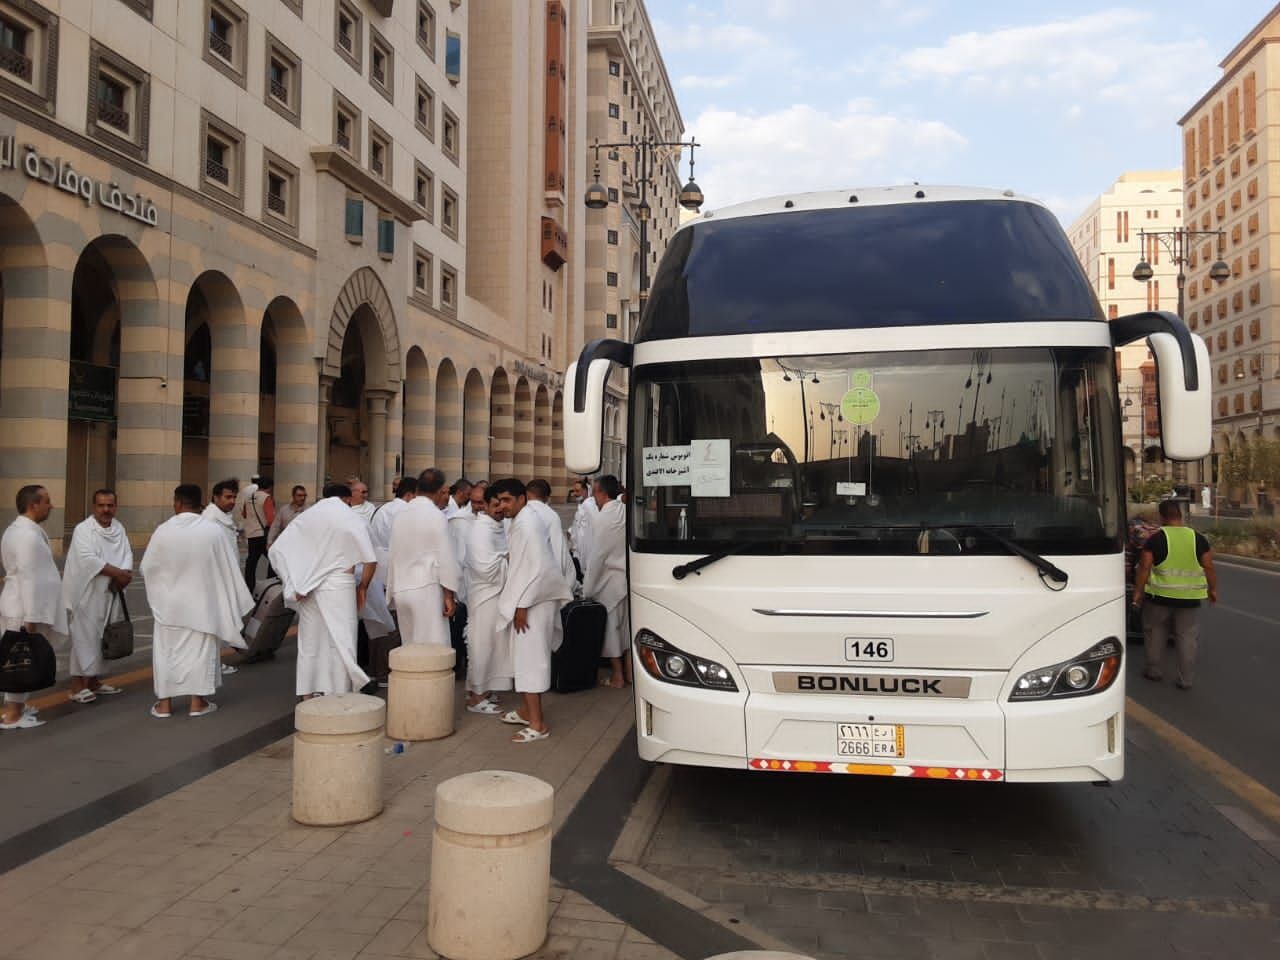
[607,187,618,203]
[118,0,153,16]
[440,262,458,312]
[0,1,56,113]
[334,91,360,156]
[606,271,618,287]
[417,0,436,59]
[200,110,244,208]
[264,33,301,125]
[369,27,393,103]
[204,0,247,85]
[606,229,618,245]
[441,184,459,238]
[86,41,150,161]
[0,10,30,82]
[445,30,460,84]
[608,60,619,76]
[1107,257,1115,290]
[279,0,301,16]
[415,77,435,139]
[335,0,362,71]
[606,312,618,328]
[413,247,433,299]
[368,122,391,183]
[345,196,363,240]
[442,106,460,163]
[414,162,434,218]
[262,150,299,233]
[608,102,619,119]
[377,214,394,258]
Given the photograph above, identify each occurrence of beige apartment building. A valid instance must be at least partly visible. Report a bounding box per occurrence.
[0,0,588,552]
[1066,171,1184,482]
[584,0,684,478]
[1179,3,1280,503]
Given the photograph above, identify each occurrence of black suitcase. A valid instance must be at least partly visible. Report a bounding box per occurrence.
[553,599,607,693]
[242,578,293,660]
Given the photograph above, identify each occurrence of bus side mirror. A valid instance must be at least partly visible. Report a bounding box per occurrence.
[563,358,612,474]
[1149,331,1211,461]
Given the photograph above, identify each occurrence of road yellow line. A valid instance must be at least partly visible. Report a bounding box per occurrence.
[1126,696,1280,826]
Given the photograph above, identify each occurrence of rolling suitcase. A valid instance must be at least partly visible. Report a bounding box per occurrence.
[369,631,402,684]
[552,599,607,693]
[242,577,294,660]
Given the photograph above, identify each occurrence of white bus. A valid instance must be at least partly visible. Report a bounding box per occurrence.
[565,186,1210,783]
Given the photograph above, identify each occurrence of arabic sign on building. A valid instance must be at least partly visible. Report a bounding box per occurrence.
[68,362,117,422]
[0,136,159,227]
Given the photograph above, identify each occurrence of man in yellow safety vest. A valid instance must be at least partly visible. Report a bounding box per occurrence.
[1130,499,1217,690]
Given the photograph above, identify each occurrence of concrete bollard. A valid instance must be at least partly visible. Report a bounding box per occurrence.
[292,693,386,826]
[387,644,456,741]
[428,771,555,960]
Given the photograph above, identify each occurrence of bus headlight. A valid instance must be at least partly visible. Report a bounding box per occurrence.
[636,630,738,692]
[1009,638,1122,701]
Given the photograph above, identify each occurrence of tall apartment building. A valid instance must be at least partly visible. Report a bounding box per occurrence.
[584,0,684,477]
[0,0,582,551]
[1179,4,1280,500]
[1066,171,1184,481]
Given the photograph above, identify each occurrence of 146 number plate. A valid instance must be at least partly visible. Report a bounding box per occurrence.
[836,723,904,759]
[845,638,894,662]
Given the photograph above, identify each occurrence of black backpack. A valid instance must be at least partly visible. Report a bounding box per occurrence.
[0,628,56,694]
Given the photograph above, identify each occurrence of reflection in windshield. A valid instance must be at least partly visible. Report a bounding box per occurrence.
[631,349,1123,556]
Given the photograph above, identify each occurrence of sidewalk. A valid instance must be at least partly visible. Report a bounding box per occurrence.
[0,683,673,960]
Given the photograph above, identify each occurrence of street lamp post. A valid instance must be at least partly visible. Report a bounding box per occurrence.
[583,135,704,305]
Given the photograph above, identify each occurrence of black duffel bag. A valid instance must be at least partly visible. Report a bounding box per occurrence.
[0,628,56,694]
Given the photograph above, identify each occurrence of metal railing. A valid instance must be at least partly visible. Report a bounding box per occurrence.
[337,128,351,150]
[208,30,233,61]
[0,45,32,82]
[269,78,288,102]
[266,192,287,216]
[205,155,229,185]
[97,101,130,133]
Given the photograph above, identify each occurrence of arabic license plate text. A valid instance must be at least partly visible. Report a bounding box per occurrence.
[836,723,904,759]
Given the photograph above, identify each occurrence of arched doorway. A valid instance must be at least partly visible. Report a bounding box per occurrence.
[261,296,309,494]
[534,384,552,481]
[403,346,432,477]
[463,369,489,480]
[434,359,462,480]
[489,368,514,478]
[321,268,401,499]
[514,377,534,479]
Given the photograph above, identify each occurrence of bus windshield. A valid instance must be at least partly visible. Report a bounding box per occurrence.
[630,348,1123,557]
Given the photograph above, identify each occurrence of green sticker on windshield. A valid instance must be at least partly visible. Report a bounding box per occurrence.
[851,370,873,390]
[841,383,880,424]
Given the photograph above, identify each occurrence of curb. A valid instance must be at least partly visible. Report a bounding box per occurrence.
[1213,554,1280,573]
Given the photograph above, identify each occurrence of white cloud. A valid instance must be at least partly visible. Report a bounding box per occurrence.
[650,19,776,55]
[679,73,741,90]
[688,101,967,209]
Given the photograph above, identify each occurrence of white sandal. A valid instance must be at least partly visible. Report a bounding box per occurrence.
[500,710,530,725]
[190,702,219,718]
[511,726,550,743]
[0,712,45,730]
[467,700,502,714]
[93,684,124,696]
[69,689,98,704]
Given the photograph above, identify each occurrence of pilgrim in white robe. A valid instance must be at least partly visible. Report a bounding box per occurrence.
[1,516,68,703]
[525,498,577,595]
[201,502,241,573]
[352,499,396,639]
[386,499,459,647]
[350,499,377,525]
[60,516,133,679]
[569,497,598,572]
[269,497,377,696]
[583,499,628,658]
[465,513,511,693]
[447,508,473,605]
[142,513,252,700]
[498,507,573,693]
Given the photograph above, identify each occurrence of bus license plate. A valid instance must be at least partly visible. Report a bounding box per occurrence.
[836,723,904,759]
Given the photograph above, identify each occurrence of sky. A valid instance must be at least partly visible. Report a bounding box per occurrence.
[645,0,1275,227]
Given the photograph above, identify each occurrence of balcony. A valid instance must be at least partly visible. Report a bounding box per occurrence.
[338,31,353,53]
[208,30,233,62]
[205,155,229,185]
[97,101,130,134]
[371,155,384,177]
[541,216,568,270]
[267,192,287,216]
[0,45,32,82]
[337,128,351,150]
[270,78,288,102]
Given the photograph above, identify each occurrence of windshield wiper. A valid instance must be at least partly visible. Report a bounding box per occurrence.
[930,524,1069,586]
[672,541,774,580]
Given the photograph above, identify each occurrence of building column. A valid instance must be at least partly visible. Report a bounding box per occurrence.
[207,317,260,487]
[316,374,334,495]
[366,389,392,501]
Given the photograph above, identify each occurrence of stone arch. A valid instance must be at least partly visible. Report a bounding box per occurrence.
[262,296,311,495]
[403,346,433,476]
[552,389,566,491]
[463,368,489,480]
[324,266,401,390]
[514,377,534,479]
[490,367,514,478]
[434,358,462,480]
[534,383,552,480]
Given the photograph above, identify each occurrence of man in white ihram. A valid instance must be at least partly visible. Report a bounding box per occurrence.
[464,486,511,714]
[142,484,253,718]
[350,477,397,649]
[61,488,133,704]
[347,477,377,525]
[583,475,629,688]
[524,479,577,594]
[269,482,378,698]
[569,478,598,582]
[0,484,67,730]
[387,468,458,647]
[202,478,244,675]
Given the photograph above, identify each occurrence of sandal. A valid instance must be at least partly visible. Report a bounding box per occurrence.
[92,684,124,696]
[511,726,550,743]
[0,712,45,730]
[190,702,219,718]
[69,689,98,704]
[467,700,502,714]
[500,710,531,725]
[150,704,171,719]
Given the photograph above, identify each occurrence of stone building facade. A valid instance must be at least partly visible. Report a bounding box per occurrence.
[1179,4,1280,499]
[0,0,587,551]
